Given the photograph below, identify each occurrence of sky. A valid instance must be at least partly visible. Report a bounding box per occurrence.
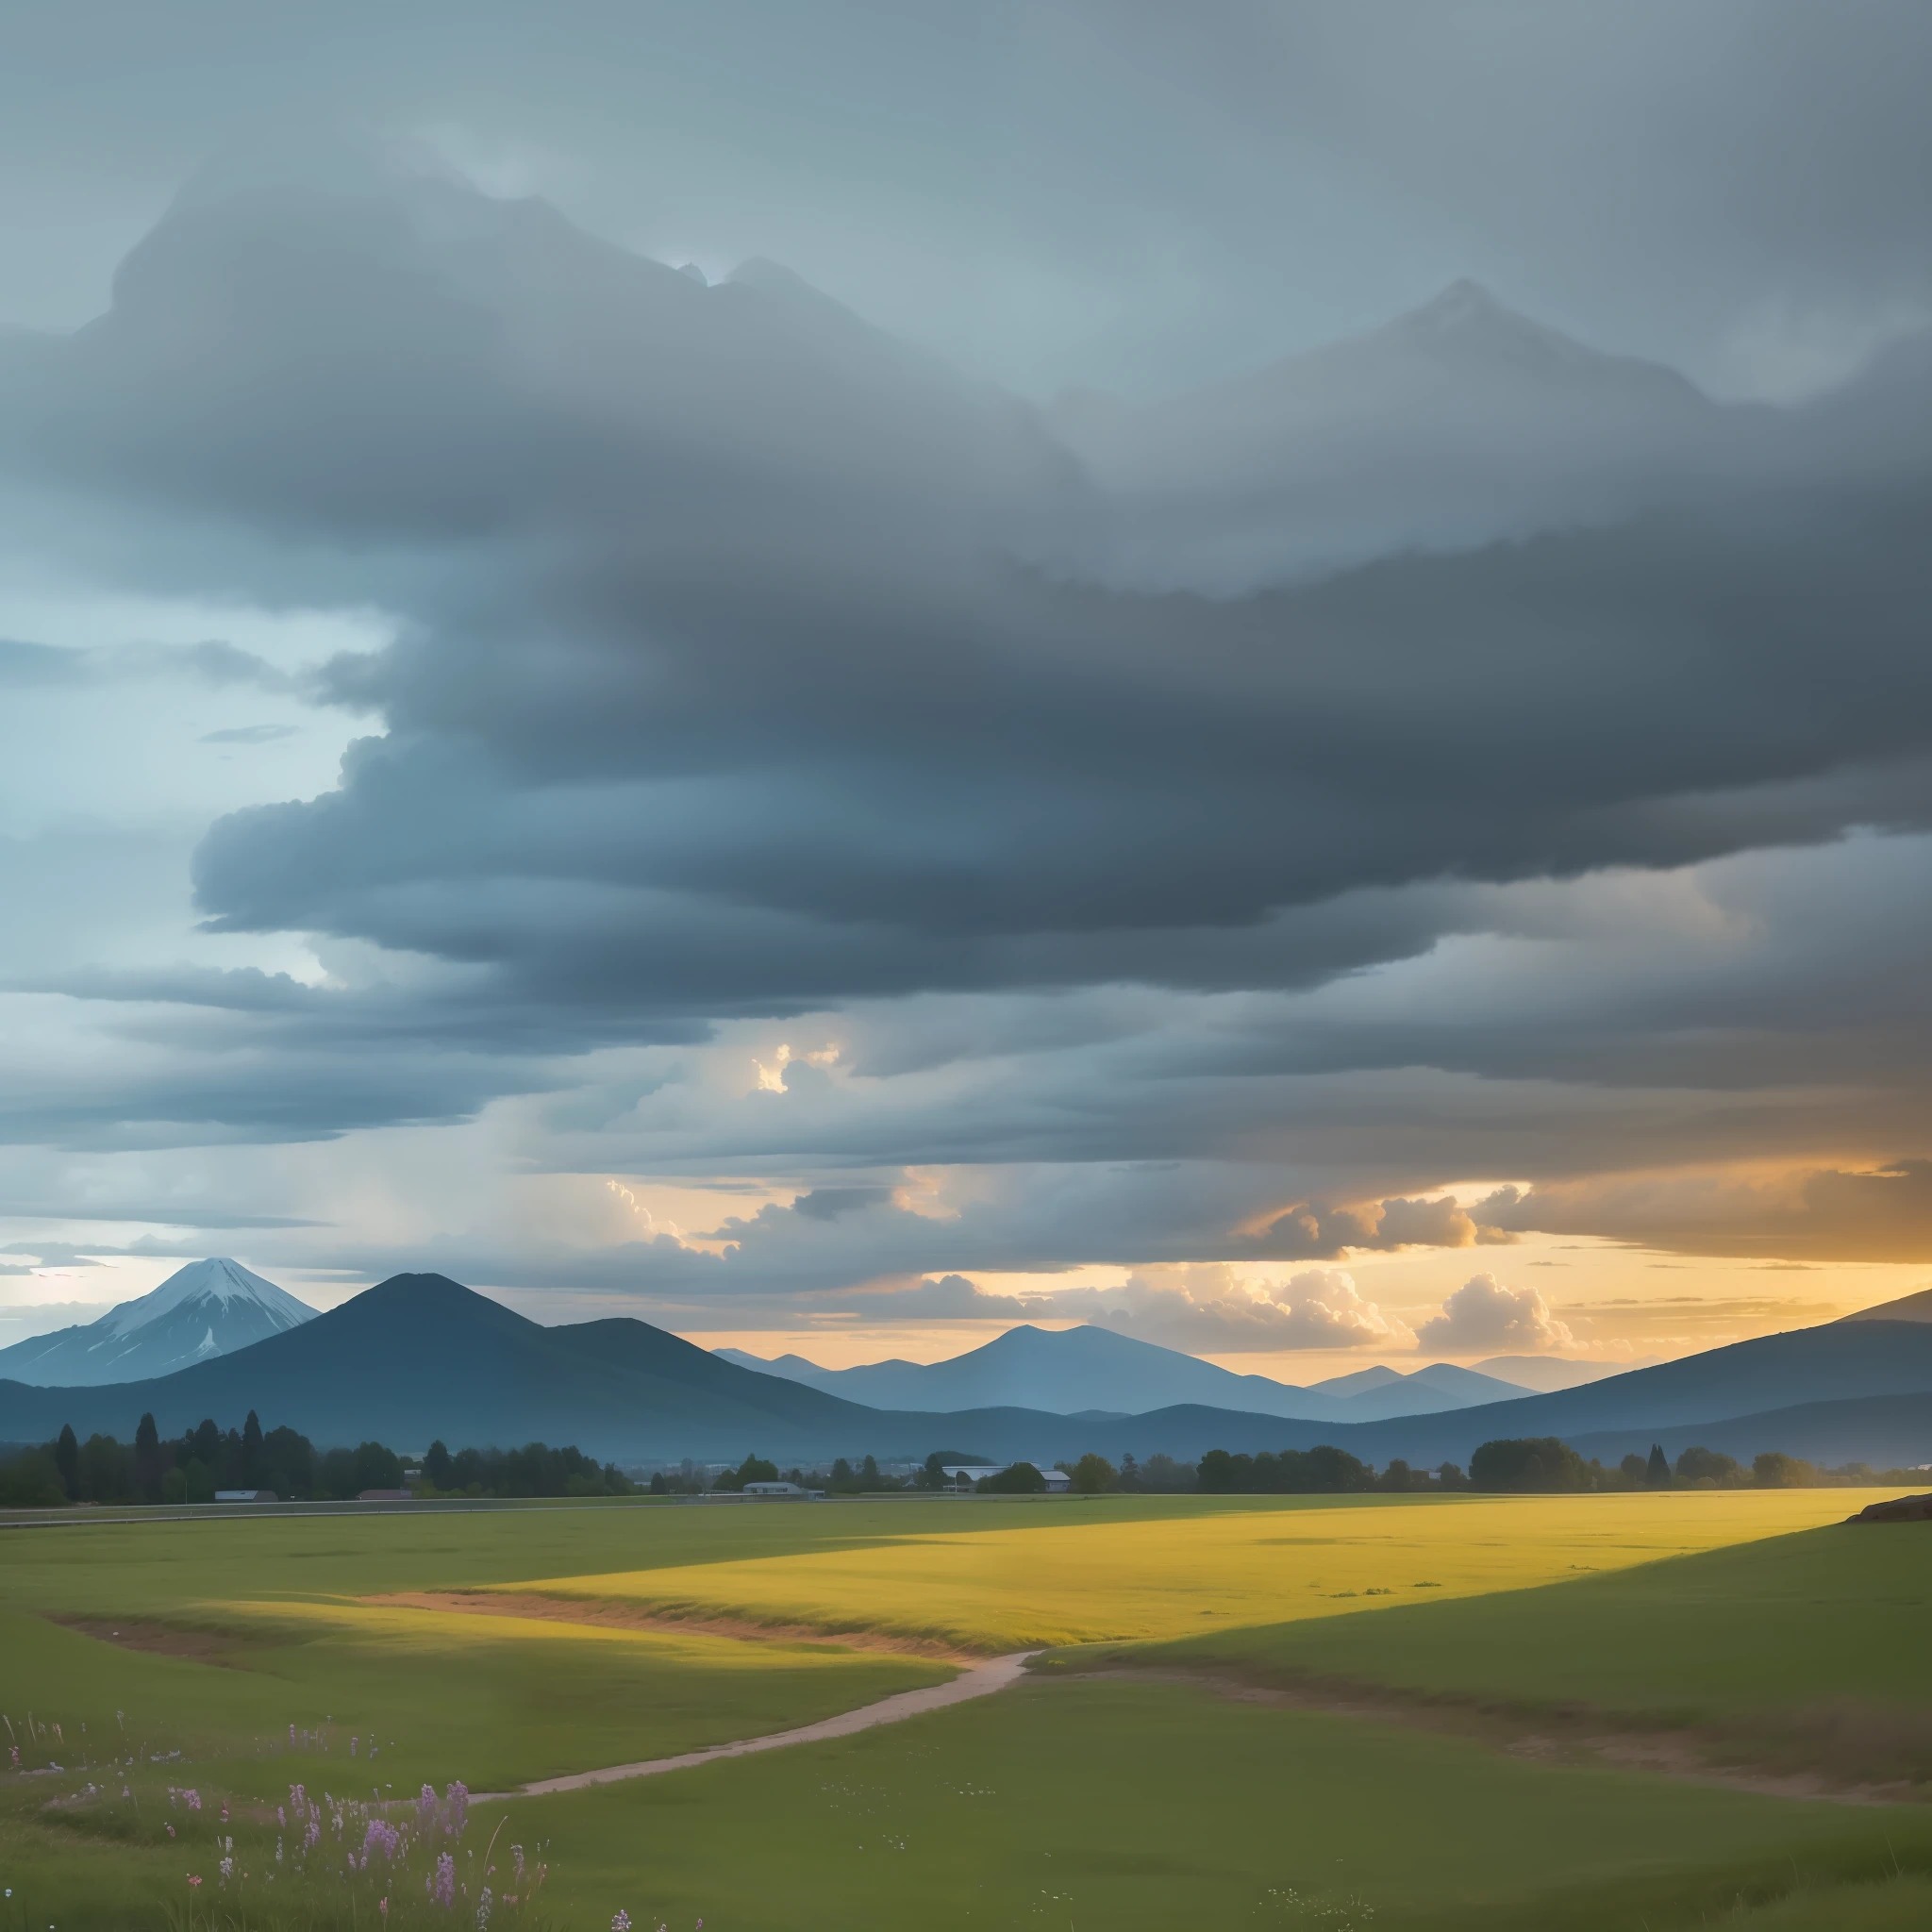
[4,0,1932,1380]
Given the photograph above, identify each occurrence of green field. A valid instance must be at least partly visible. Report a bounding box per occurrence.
[3,1491,1928,1929]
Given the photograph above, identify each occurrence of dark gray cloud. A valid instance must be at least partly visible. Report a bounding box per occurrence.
[3,4,1929,402]
[5,143,1921,1077]
[4,20,1932,1291]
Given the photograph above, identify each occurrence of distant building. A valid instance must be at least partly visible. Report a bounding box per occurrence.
[741,1480,824,1500]
[939,1463,1074,1492]
[357,1488,413,1501]
[214,1489,277,1503]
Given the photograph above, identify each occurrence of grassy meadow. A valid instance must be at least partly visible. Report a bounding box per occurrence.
[3,1489,1928,1929]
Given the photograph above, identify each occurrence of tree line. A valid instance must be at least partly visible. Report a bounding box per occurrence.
[0,1412,635,1506]
[1467,1437,1930,1492]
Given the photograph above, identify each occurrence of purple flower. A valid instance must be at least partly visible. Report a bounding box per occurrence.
[432,1851,457,1907]
[362,1819,402,1863]
[443,1781,470,1837]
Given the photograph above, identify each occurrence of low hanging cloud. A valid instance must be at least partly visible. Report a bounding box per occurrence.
[1416,1273,1576,1354]
[1074,1264,1416,1354]
[1248,1193,1515,1259]
[1476,1162,1932,1264]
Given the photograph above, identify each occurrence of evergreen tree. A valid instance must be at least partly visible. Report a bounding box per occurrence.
[425,1440,453,1490]
[134,1412,164,1502]
[1645,1442,1671,1487]
[242,1410,264,1487]
[54,1422,79,1498]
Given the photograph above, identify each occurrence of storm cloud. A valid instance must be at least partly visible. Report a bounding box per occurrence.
[4,8,1932,1343]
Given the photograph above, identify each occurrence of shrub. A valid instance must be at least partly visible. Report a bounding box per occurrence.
[1674,1444,1744,1488]
[1469,1437,1591,1492]
[977,1461,1048,1493]
[714,1454,779,1491]
[1753,1450,1819,1488]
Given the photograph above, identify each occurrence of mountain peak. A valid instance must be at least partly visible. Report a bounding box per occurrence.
[1407,277,1507,330]
[0,1257,315,1387]
[100,1257,311,1337]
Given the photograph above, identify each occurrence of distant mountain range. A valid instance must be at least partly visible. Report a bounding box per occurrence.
[7,1272,1932,1472]
[0,1259,315,1387]
[714,1324,1535,1421]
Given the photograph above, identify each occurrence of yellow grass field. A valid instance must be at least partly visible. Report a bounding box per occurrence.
[494,1489,1859,1652]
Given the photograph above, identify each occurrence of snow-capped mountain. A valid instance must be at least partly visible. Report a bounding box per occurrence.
[0,1258,316,1387]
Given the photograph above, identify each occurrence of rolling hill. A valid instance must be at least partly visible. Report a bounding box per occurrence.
[717,1324,1530,1421]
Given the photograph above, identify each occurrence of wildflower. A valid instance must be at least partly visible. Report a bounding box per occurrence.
[352,1736,359,1757]
[379,1903,389,1920]
[444,1780,470,1836]
[611,1914,632,1932]
[187,1875,201,1890]
[276,1838,284,1864]
[432,1852,457,1907]
[511,1845,525,1883]
[185,1790,201,1811]
[220,1804,229,1823]
[277,1806,286,1828]
[219,1857,233,1886]
[165,1825,175,1839]
[477,1887,493,1929]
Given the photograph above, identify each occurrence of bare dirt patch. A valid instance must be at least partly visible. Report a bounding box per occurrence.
[49,1616,248,1668]
[1064,1664,1924,1807]
[366,1590,987,1664]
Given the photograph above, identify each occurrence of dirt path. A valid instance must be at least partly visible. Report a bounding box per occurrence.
[369,1589,987,1664]
[475,1651,1039,1800]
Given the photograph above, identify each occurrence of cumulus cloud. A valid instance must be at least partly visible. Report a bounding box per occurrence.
[1249,1192,1514,1258]
[1416,1273,1576,1354]
[1073,1264,1414,1354]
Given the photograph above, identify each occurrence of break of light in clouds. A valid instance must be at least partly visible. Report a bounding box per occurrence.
[4,0,1932,1373]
